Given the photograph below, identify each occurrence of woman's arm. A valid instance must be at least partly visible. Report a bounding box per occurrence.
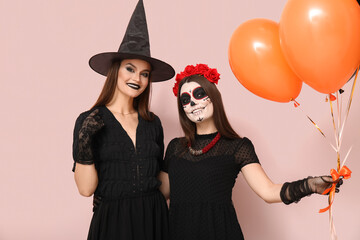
[74,164,98,197]
[72,109,104,197]
[241,163,339,204]
[158,171,170,200]
[241,163,282,203]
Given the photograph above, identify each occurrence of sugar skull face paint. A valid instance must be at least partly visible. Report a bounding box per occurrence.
[180,82,213,123]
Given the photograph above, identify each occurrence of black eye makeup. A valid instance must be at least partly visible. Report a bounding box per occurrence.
[180,92,191,106]
[192,87,207,100]
[180,87,208,106]
[126,66,135,73]
[141,72,149,78]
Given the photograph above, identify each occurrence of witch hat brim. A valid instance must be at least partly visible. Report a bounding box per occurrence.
[89,52,175,82]
[89,0,174,82]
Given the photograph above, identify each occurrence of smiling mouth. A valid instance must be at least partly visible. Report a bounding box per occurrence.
[191,106,206,115]
[127,83,140,90]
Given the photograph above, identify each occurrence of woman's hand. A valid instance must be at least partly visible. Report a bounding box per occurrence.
[280,175,344,205]
[308,176,343,195]
[158,171,170,200]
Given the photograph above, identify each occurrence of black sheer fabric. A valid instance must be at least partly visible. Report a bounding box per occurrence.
[163,132,260,240]
[280,176,338,205]
[75,109,105,165]
[280,178,312,205]
[72,106,168,240]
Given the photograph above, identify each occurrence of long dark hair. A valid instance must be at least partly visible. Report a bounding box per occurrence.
[92,60,154,121]
[177,75,240,145]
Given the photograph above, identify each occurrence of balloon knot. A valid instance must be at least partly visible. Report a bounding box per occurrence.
[292,99,300,108]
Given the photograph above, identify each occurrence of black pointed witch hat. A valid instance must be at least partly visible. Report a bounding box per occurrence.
[89,0,174,82]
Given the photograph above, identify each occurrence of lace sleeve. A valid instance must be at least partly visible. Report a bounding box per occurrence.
[72,112,88,172]
[234,137,260,170]
[162,138,178,173]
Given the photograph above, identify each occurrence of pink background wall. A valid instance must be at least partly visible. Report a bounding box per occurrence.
[1,0,359,239]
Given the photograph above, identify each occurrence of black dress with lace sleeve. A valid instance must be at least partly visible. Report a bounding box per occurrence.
[163,132,260,240]
[72,106,168,240]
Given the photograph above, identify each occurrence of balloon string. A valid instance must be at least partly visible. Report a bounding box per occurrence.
[292,101,337,152]
[327,66,358,240]
[336,91,341,137]
[329,97,341,171]
[341,146,353,169]
[329,96,339,148]
[339,92,343,129]
[327,97,340,240]
[329,203,338,240]
[339,66,359,144]
[307,115,326,138]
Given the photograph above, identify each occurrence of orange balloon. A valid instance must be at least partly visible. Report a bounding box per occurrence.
[279,0,360,94]
[228,18,302,103]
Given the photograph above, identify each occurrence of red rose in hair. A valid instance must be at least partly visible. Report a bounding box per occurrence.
[184,65,196,75]
[195,64,209,75]
[204,68,220,84]
[175,73,185,83]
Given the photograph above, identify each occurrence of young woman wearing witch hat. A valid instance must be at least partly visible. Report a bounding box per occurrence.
[159,64,345,240]
[72,1,174,239]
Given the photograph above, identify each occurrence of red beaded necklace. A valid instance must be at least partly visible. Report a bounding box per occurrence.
[188,132,221,156]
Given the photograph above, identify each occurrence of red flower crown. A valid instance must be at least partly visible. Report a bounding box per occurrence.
[173,64,221,96]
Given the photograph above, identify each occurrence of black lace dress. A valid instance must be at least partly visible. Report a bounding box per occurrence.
[72,106,169,240]
[162,133,260,240]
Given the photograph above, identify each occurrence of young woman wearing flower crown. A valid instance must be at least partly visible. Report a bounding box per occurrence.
[158,64,343,240]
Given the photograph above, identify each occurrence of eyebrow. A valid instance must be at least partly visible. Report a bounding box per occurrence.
[125,63,150,72]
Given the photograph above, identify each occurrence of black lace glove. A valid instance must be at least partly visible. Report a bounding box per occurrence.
[280,176,343,205]
[76,109,105,165]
